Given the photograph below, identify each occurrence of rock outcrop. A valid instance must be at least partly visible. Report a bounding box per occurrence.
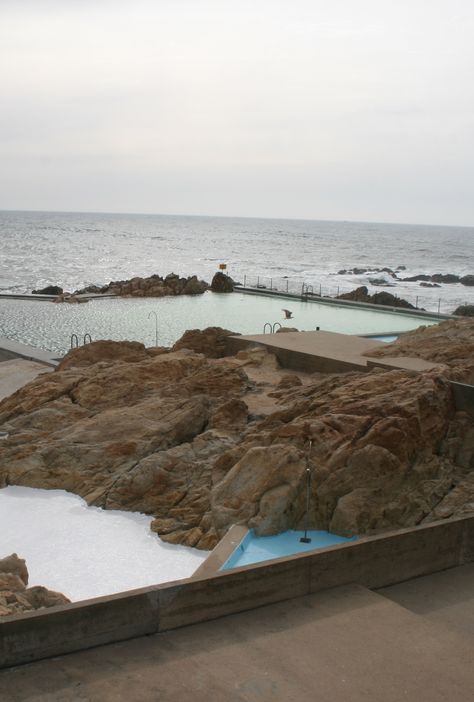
[32,285,63,296]
[0,554,70,617]
[454,305,474,317]
[364,318,474,383]
[171,327,236,358]
[210,272,234,293]
[75,273,208,298]
[0,322,473,550]
[337,286,415,309]
[401,273,474,286]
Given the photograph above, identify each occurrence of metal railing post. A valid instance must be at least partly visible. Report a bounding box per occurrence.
[148,311,159,346]
[300,439,313,544]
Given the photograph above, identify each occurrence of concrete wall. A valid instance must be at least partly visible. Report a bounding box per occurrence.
[234,286,453,322]
[1,514,474,669]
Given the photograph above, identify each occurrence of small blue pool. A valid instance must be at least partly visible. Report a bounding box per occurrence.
[221,529,358,570]
[369,334,399,343]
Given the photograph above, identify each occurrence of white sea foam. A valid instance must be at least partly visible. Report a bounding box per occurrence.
[0,486,208,602]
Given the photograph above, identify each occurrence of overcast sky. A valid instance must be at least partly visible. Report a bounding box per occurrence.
[1,0,473,225]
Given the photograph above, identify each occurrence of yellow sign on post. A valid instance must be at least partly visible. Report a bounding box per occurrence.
[219,263,227,270]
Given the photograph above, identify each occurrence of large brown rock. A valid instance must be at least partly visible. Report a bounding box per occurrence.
[0,554,70,617]
[0,321,473,550]
[92,273,209,298]
[58,340,152,370]
[22,586,70,609]
[172,327,237,358]
[211,444,306,536]
[211,272,234,293]
[365,318,474,383]
[0,553,28,586]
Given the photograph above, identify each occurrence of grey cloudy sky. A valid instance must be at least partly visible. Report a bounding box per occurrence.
[1,0,473,225]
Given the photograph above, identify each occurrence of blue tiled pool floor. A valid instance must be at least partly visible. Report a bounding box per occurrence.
[221,530,357,570]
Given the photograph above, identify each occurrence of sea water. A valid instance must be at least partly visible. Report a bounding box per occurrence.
[1,210,473,314]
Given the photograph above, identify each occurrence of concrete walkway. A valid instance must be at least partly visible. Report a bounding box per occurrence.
[227,330,440,374]
[1,566,474,701]
[0,359,53,401]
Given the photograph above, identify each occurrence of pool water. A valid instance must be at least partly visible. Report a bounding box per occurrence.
[221,529,358,570]
[0,291,439,357]
[366,334,399,343]
[0,486,207,602]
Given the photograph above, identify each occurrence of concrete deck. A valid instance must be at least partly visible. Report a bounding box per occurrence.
[0,337,59,367]
[226,330,440,375]
[2,567,474,701]
[0,359,53,401]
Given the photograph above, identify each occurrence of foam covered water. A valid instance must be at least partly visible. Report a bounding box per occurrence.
[0,486,207,602]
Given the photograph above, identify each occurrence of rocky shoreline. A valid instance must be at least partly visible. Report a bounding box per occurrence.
[32,271,235,303]
[30,268,474,316]
[0,320,473,555]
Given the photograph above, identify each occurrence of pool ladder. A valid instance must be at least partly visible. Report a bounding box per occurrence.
[263,322,282,334]
[70,333,92,349]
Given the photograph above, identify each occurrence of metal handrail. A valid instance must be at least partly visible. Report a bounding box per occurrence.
[70,334,79,349]
[263,322,272,334]
[83,333,92,344]
[148,311,158,346]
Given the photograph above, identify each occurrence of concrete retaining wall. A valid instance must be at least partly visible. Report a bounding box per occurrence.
[225,335,367,374]
[1,515,474,669]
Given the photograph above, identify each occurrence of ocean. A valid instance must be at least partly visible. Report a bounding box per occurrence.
[0,210,473,314]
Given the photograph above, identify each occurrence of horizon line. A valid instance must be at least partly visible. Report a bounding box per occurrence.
[0,207,473,231]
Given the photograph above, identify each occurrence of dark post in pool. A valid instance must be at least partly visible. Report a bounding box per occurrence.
[300,440,313,544]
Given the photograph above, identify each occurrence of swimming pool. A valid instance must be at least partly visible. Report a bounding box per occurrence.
[221,529,358,570]
[0,291,439,356]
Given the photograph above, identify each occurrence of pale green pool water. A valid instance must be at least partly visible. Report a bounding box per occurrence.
[0,292,439,356]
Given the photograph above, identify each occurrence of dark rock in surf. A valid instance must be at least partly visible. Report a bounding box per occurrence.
[431,274,460,284]
[369,278,394,286]
[337,286,415,309]
[402,274,432,282]
[32,285,63,296]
